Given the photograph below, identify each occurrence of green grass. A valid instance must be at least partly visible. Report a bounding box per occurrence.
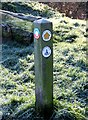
[0,1,87,120]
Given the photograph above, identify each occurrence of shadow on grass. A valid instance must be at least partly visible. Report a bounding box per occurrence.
[65,55,88,72]
[2,101,55,120]
[1,38,34,72]
[2,102,76,120]
[1,103,35,120]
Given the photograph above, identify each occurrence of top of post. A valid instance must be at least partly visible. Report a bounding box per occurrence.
[34,18,52,24]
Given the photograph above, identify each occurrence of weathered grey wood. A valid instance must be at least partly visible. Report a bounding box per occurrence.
[34,18,53,118]
[0,9,41,22]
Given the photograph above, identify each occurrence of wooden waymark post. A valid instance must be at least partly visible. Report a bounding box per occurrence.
[34,18,53,118]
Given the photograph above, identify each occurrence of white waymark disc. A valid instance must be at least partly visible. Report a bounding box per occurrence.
[42,30,51,41]
[42,46,51,58]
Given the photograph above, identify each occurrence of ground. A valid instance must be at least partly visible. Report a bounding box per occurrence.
[0,1,88,120]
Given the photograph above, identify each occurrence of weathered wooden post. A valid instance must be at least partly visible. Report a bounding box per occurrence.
[34,18,53,118]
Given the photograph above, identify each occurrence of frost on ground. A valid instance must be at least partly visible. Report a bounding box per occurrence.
[0,1,88,120]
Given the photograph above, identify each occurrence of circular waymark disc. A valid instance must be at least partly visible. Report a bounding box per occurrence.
[42,46,51,58]
[34,28,40,40]
[42,30,51,41]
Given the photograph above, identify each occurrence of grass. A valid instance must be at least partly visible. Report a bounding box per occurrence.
[0,1,88,120]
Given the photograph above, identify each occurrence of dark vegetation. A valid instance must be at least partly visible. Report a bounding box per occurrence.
[0,1,87,120]
[43,2,87,20]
